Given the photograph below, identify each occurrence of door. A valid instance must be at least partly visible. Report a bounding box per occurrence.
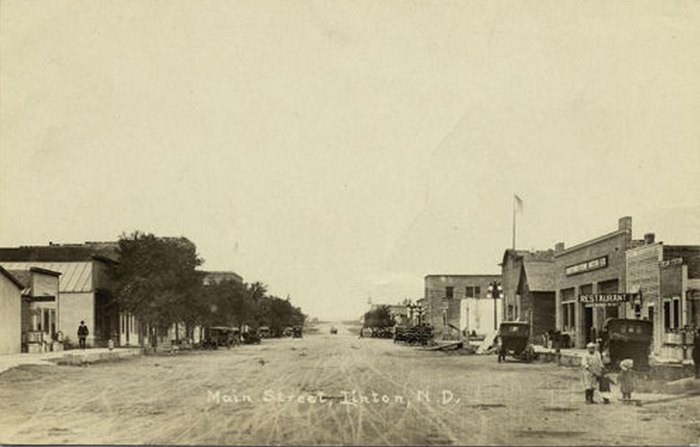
[584,306,594,344]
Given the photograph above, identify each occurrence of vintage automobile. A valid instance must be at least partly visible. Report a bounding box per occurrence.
[258,326,270,339]
[496,322,535,363]
[282,327,294,337]
[600,318,653,371]
[292,326,303,338]
[241,330,262,345]
[330,326,338,335]
[202,326,239,349]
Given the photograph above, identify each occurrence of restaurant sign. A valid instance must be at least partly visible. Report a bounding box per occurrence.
[565,255,609,276]
[578,293,636,305]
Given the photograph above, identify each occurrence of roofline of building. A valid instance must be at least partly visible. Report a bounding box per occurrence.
[201,270,243,277]
[92,255,118,265]
[663,244,700,250]
[29,267,62,277]
[500,248,555,267]
[553,229,631,258]
[0,265,25,290]
[424,274,501,279]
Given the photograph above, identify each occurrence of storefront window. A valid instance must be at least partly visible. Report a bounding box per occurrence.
[672,299,680,328]
[690,299,700,328]
[561,302,575,332]
[663,297,681,332]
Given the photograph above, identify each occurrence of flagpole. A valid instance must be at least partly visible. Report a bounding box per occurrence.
[512,195,516,250]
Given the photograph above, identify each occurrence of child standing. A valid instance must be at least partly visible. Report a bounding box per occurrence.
[598,366,615,404]
[618,359,635,402]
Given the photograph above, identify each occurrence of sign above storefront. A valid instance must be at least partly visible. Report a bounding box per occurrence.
[659,257,683,269]
[565,256,609,276]
[578,293,636,305]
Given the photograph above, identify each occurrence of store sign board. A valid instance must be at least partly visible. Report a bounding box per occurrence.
[659,258,683,269]
[578,293,635,305]
[565,256,609,276]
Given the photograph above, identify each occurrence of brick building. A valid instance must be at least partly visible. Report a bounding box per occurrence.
[627,238,700,360]
[202,270,244,285]
[501,249,556,342]
[424,274,502,339]
[554,217,648,348]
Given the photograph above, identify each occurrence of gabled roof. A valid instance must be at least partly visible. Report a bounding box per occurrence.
[1,262,93,293]
[522,261,555,292]
[6,268,61,296]
[6,270,32,295]
[0,265,25,290]
[501,248,555,267]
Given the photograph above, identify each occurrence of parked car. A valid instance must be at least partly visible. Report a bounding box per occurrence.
[292,326,303,338]
[258,326,270,338]
[496,322,535,363]
[330,326,338,335]
[202,326,239,349]
[241,330,261,345]
[600,318,653,370]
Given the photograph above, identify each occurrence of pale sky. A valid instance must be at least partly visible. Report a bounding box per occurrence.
[1,0,698,320]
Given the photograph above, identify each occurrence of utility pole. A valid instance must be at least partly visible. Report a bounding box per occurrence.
[487,281,503,330]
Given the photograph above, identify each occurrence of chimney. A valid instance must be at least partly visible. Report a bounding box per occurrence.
[644,233,655,244]
[618,216,633,233]
[554,242,565,253]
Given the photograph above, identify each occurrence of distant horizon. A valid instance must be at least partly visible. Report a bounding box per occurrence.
[1,205,697,321]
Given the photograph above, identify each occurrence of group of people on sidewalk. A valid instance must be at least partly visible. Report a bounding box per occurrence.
[581,342,634,405]
[582,331,700,404]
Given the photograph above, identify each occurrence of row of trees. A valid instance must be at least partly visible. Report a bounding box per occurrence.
[109,231,305,341]
[363,305,395,329]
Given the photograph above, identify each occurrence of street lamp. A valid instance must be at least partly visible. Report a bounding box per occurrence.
[487,281,504,330]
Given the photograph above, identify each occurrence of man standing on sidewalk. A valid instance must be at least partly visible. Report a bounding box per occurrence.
[77,321,89,350]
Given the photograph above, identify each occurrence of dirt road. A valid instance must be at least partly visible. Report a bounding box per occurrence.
[0,322,698,445]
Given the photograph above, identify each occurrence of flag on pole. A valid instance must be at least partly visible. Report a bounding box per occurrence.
[514,194,524,214]
[512,194,523,249]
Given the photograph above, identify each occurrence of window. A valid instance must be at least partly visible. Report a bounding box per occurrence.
[445,286,454,299]
[562,302,576,333]
[690,300,700,328]
[465,286,481,298]
[664,297,682,332]
[672,299,680,329]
